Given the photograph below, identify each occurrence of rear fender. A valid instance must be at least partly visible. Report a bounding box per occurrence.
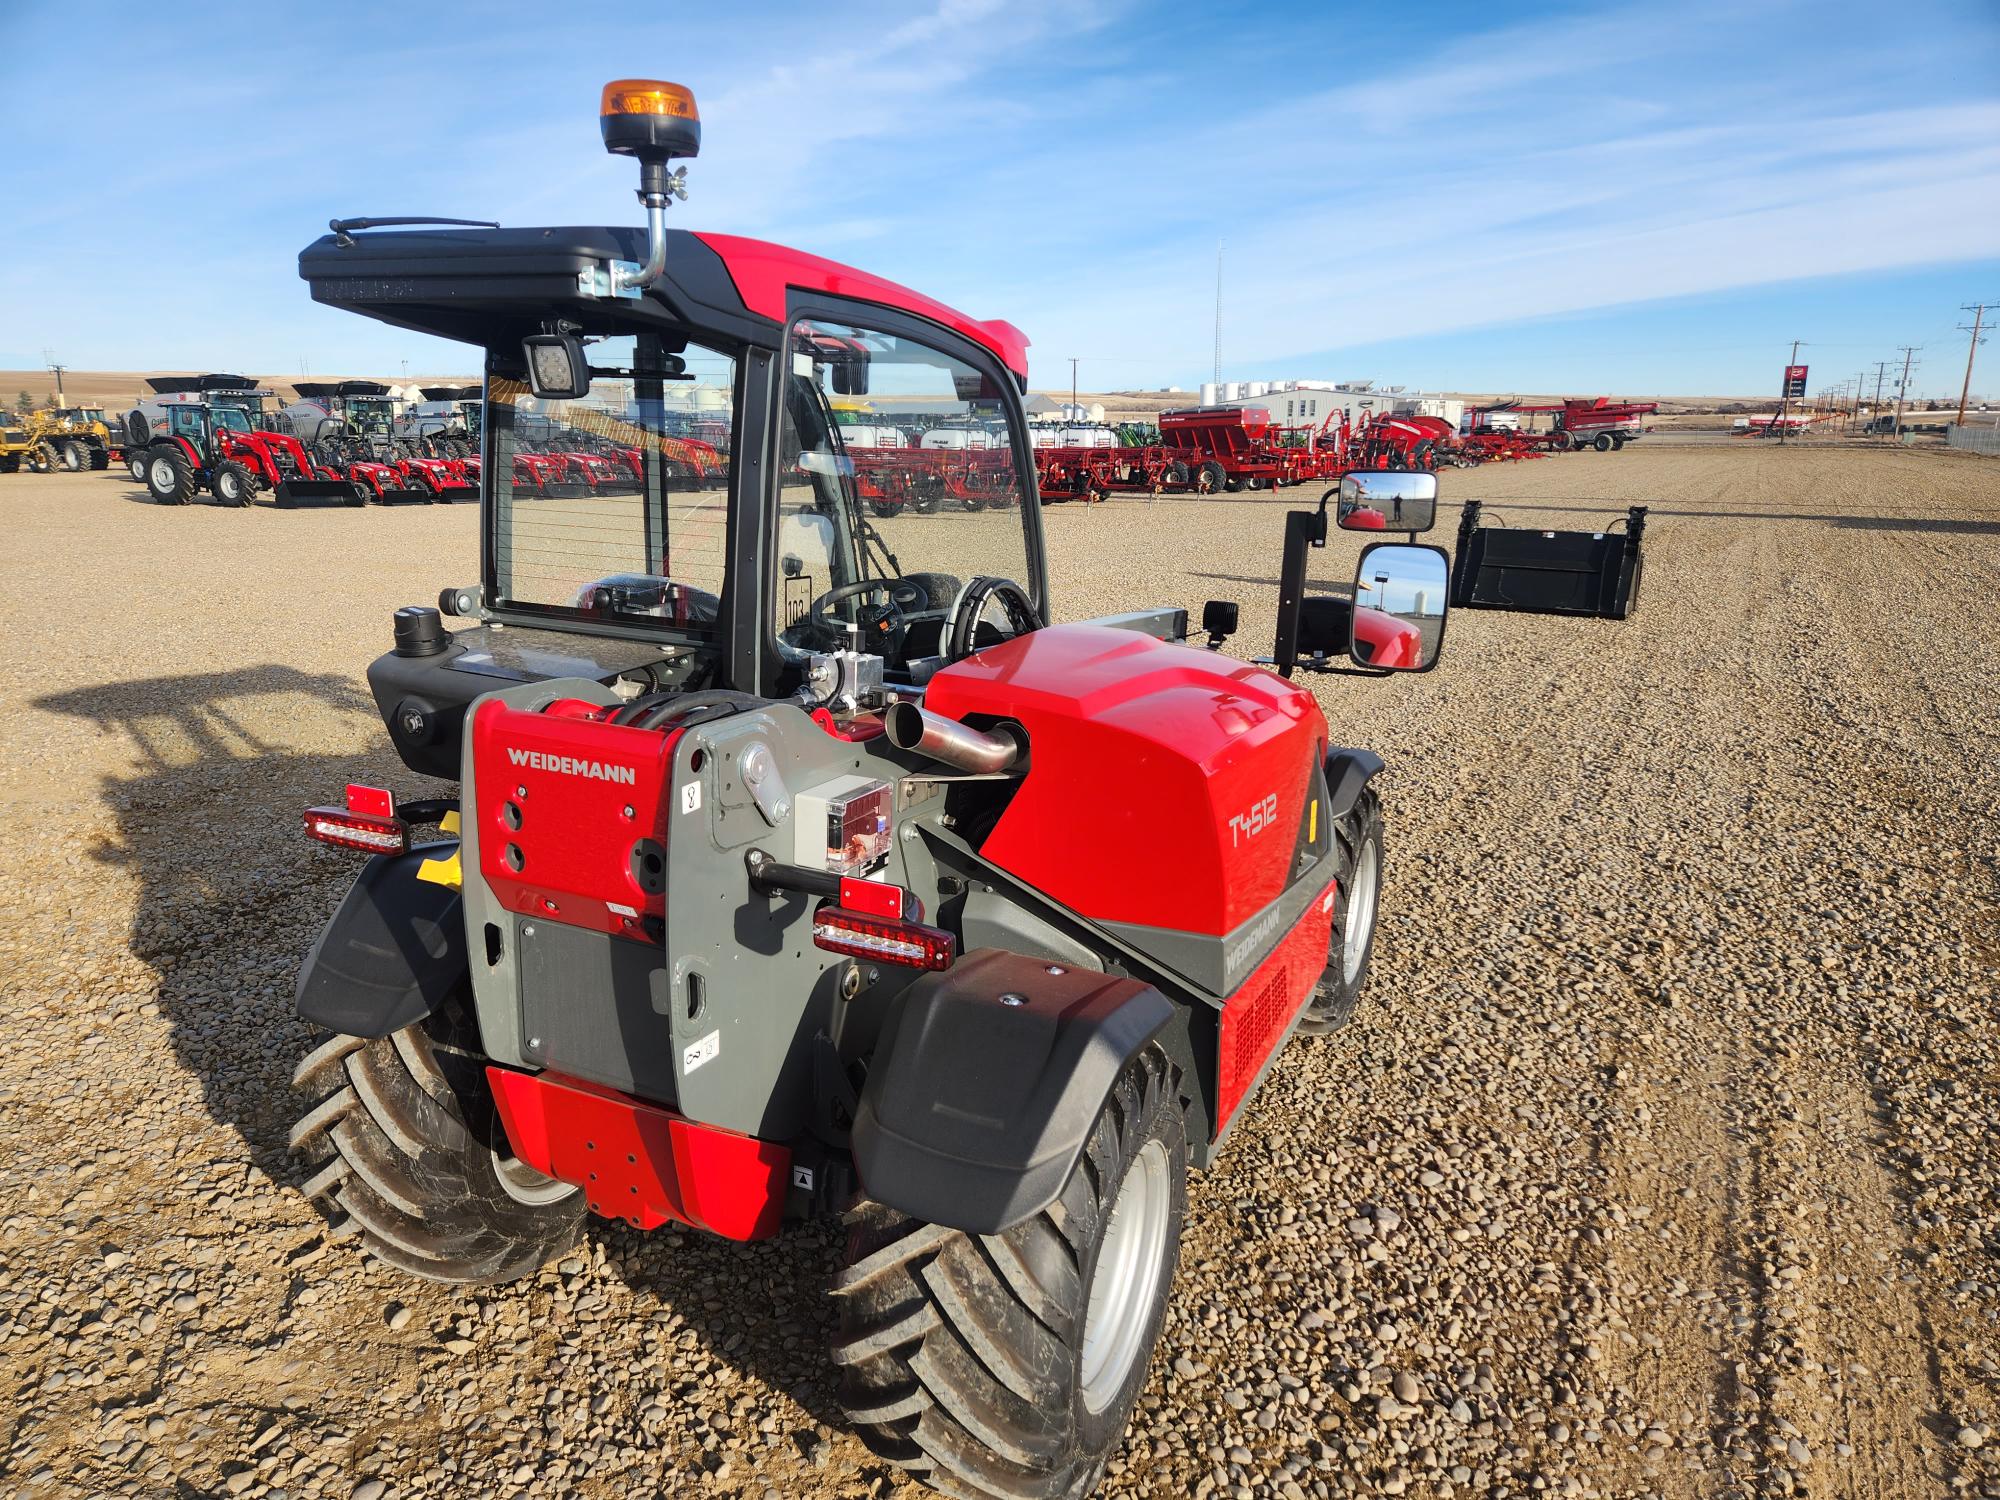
[296,844,464,1038]
[851,949,1174,1234]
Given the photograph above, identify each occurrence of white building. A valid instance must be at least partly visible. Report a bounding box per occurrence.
[1199,378,1463,432]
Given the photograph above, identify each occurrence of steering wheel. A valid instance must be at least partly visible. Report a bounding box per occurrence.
[808,577,927,657]
[944,577,1042,662]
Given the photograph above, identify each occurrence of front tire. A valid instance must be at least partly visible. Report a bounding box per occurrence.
[1297,784,1383,1035]
[289,992,585,1284]
[60,439,87,471]
[211,460,254,507]
[832,1046,1187,1500]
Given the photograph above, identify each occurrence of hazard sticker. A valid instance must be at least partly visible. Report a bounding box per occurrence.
[680,781,702,814]
[683,1030,720,1075]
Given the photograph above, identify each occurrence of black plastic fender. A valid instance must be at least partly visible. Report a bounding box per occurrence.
[851,949,1174,1235]
[1323,747,1385,821]
[296,845,465,1038]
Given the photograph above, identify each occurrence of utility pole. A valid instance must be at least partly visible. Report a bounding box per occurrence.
[1211,243,1223,390]
[1956,302,1992,428]
[1890,346,1919,440]
[1869,361,1893,434]
[43,349,65,406]
[1777,339,1801,445]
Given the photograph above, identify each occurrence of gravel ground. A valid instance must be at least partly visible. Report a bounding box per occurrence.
[1,446,1996,1500]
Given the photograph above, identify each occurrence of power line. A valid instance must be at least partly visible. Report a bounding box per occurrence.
[1211,243,1223,389]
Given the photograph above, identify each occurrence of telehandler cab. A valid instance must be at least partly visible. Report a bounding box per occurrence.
[288,78,1449,1499]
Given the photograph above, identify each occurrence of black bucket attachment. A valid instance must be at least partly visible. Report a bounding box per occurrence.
[274,478,369,508]
[431,480,480,502]
[1449,502,1645,620]
[371,484,434,506]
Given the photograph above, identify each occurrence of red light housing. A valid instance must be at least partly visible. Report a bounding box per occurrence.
[304,784,409,853]
[812,906,955,971]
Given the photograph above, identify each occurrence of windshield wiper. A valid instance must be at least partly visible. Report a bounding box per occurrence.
[330,216,500,247]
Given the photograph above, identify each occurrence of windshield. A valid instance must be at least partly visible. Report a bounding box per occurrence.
[211,407,254,434]
[487,332,736,633]
[776,316,1035,673]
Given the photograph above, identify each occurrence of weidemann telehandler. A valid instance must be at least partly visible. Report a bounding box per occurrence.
[288,79,1454,1499]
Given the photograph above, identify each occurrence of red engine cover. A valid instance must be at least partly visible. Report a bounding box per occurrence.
[1215,879,1336,1133]
[923,625,1327,936]
[470,698,680,938]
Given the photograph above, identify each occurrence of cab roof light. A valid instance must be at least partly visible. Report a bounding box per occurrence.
[812,907,955,972]
[599,80,700,121]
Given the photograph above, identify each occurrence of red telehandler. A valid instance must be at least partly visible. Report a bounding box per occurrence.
[286,78,1461,1499]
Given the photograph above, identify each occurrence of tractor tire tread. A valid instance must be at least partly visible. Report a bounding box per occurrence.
[1296,785,1383,1036]
[288,998,585,1287]
[832,1046,1184,1500]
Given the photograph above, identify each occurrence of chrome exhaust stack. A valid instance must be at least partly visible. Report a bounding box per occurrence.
[883,702,1024,774]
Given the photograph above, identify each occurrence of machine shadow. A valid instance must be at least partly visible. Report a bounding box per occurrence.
[33,664,859,1441]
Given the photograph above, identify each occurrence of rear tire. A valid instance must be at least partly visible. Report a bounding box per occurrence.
[1592,432,1615,452]
[127,452,148,482]
[144,446,197,504]
[833,1046,1186,1500]
[1197,459,1226,495]
[60,440,87,471]
[1297,784,1383,1035]
[88,442,110,470]
[289,990,585,1285]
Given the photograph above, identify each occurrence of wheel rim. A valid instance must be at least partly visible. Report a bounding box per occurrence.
[149,457,175,489]
[1080,1137,1171,1413]
[490,1148,578,1206]
[1342,835,1381,986]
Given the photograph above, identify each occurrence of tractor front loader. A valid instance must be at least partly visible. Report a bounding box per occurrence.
[283,79,1453,1500]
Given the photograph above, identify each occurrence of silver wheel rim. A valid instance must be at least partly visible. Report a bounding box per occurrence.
[149,458,174,489]
[1342,836,1381,987]
[490,1149,578,1207]
[1079,1137,1171,1413]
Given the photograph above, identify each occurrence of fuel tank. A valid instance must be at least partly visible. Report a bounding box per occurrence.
[923,624,1328,939]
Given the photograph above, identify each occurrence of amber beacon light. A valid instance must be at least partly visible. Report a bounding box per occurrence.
[599,79,701,163]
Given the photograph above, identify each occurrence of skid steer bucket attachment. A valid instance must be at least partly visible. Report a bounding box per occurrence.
[1449,501,1645,620]
[275,477,370,507]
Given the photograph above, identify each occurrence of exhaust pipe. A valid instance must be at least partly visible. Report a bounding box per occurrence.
[884,702,1023,774]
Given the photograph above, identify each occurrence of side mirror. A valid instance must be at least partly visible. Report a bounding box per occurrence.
[1336,470,1438,534]
[523,334,591,400]
[1200,599,1238,648]
[782,554,804,579]
[1350,542,1450,671]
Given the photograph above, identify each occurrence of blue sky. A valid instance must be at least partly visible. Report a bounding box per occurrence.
[2,0,1995,398]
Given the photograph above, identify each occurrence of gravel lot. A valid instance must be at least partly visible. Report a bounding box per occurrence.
[2,445,1996,1500]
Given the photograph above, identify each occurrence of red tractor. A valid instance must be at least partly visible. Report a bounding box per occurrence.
[283,381,481,501]
[127,376,356,506]
[286,80,1453,1499]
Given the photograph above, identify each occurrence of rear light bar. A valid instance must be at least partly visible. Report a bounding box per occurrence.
[303,783,410,854]
[812,906,955,971]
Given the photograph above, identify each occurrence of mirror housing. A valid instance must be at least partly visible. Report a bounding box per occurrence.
[522,335,590,400]
[1351,542,1450,671]
[1336,470,1439,534]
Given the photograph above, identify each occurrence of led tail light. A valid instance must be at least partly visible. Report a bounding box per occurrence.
[812,906,955,971]
[303,783,409,854]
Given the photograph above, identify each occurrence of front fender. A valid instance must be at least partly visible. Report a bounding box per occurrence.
[296,844,464,1038]
[1323,747,1385,821]
[851,949,1174,1235]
